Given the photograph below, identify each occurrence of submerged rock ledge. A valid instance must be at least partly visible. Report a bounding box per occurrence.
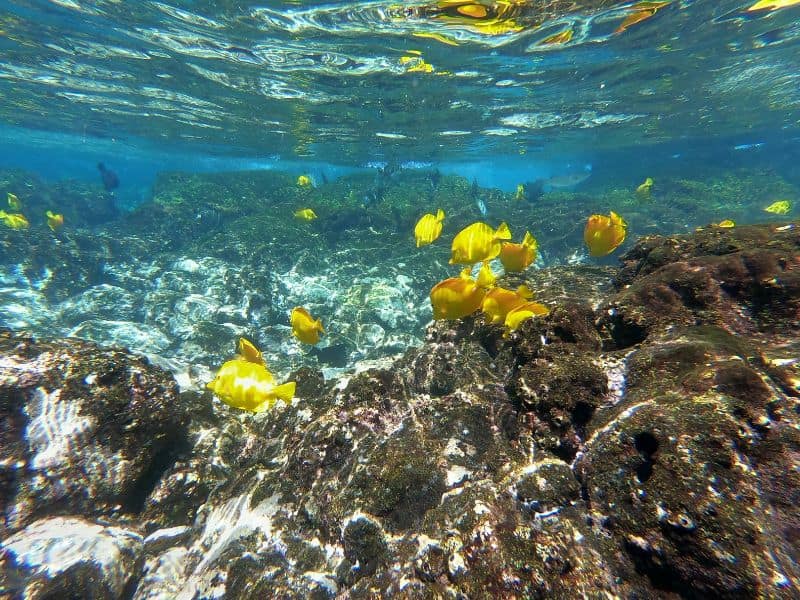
[1,222,798,599]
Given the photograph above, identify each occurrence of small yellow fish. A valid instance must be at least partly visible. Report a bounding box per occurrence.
[7,192,21,211]
[45,210,64,232]
[237,337,263,364]
[400,55,434,73]
[430,267,488,320]
[763,200,791,215]
[499,231,537,273]
[504,301,550,333]
[636,177,654,198]
[414,209,445,247]
[450,221,512,265]
[481,285,534,324]
[748,0,800,11]
[0,210,29,230]
[514,184,525,202]
[717,219,736,228]
[615,2,670,34]
[291,307,324,345]
[207,358,295,413]
[584,211,627,257]
[294,208,318,221]
[297,175,313,188]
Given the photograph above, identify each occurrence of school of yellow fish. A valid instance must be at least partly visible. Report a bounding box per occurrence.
[3,174,796,414]
[0,193,63,232]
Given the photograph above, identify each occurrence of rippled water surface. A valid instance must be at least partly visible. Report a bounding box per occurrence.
[2,0,799,162]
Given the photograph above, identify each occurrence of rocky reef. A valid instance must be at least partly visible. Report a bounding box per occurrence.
[1,221,798,599]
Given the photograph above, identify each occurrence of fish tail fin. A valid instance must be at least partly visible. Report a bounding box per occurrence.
[436,208,445,221]
[273,382,296,405]
[0,210,6,218]
[495,222,512,240]
[522,231,537,249]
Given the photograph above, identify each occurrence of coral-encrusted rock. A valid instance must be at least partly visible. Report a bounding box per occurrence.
[0,330,191,537]
[0,517,143,600]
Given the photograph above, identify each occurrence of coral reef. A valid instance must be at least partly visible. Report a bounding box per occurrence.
[1,219,798,598]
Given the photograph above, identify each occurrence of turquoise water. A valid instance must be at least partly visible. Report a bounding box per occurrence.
[1,1,799,185]
[1,3,800,599]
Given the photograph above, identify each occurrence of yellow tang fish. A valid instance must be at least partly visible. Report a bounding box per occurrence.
[297,175,313,188]
[291,307,324,345]
[0,210,29,230]
[636,177,654,198]
[717,219,735,228]
[450,221,512,265]
[7,192,21,211]
[46,210,64,232]
[499,231,538,272]
[207,358,295,413]
[481,285,534,324]
[430,267,489,320]
[237,337,263,364]
[748,0,800,11]
[294,208,318,221]
[414,209,445,247]
[584,211,627,257]
[763,200,791,215]
[514,184,525,202]
[505,301,550,333]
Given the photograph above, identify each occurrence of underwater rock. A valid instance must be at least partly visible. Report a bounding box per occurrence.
[0,330,191,537]
[0,516,143,600]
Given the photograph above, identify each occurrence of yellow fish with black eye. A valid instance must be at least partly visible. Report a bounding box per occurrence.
[481,285,534,324]
[763,200,791,215]
[294,208,318,221]
[207,358,295,413]
[7,192,21,211]
[584,211,627,257]
[414,209,445,247]
[0,210,29,230]
[46,210,64,232]
[291,306,324,345]
[636,177,654,198]
[430,266,491,320]
[450,221,512,265]
[717,219,735,228]
[499,231,537,273]
[297,175,313,188]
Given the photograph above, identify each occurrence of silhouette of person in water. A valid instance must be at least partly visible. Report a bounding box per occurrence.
[97,163,119,191]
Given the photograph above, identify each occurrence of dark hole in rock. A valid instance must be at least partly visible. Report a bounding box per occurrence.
[634,431,659,457]
[572,401,594,426]
[636,460,654,483]
[122,432,190,514]
[605,316,648,350]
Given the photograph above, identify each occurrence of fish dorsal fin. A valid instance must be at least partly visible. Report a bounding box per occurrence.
[476,263,496,288]
[237,337,263,364]
[522,231,537,249]
[436,208,445,221]
[516,285,534,299]
[609,211,627,227]
[495,222,512,241]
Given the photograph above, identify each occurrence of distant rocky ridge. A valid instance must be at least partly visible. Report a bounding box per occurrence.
[1,221,798,599]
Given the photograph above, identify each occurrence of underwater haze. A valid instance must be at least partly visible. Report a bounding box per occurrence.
[1,1,799,599]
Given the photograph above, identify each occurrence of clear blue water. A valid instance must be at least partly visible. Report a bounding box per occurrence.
[1,0,799,195]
